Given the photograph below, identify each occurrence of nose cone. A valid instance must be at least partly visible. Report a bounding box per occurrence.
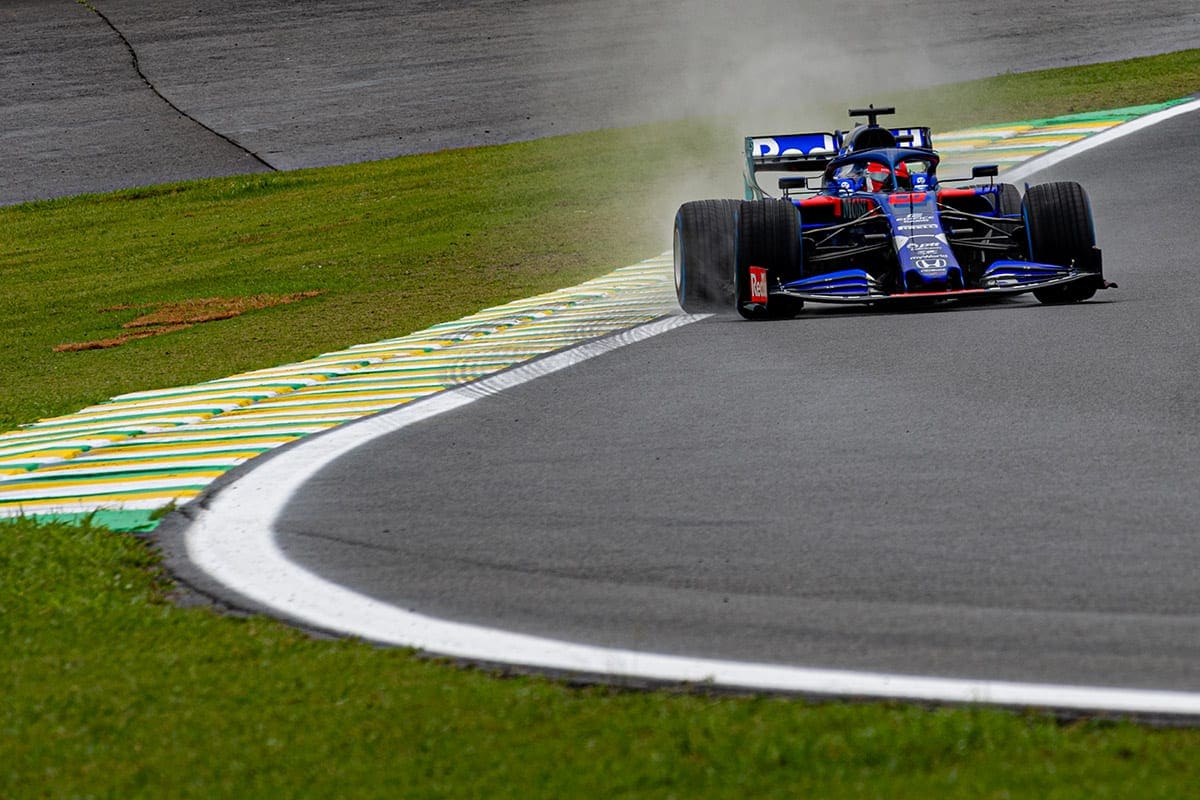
[903,263,964,293]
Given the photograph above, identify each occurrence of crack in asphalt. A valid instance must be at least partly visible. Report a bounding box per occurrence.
[80,0,278,172]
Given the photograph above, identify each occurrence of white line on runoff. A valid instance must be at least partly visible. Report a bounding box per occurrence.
[1003,96,1200,182]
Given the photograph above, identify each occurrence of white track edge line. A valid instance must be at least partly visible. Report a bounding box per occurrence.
[1003,98,1200,182]
[183,102,1200,716]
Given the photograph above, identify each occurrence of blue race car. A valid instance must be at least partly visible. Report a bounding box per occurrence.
[673,105,1114,319]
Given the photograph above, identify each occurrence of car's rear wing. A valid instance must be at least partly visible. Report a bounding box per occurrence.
[743,127,933,198]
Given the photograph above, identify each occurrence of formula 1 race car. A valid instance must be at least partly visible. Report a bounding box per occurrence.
[673,105,1113,319]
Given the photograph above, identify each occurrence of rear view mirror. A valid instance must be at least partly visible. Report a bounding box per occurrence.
[972,165,999,179]
[779,176,811,197]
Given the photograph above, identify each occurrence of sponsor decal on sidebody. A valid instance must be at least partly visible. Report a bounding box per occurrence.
[749,266,768,303]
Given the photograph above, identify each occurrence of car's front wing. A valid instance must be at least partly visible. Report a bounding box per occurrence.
[775,261,1111,305]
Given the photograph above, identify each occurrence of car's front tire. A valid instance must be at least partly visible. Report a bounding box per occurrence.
[1023,181,1101,304]
[735,199,803,320]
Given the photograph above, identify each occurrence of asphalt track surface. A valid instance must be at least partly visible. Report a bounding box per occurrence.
[273,108,1200,693]
[3,0,1200,204]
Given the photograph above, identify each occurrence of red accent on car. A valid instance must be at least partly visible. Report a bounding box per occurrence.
[896,288,988,297]
[889,192,928,204]
[749,266,768,303]
[800,195,842,217]
[936,188,980,200]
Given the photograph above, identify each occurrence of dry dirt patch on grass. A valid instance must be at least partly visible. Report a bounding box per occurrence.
[54,292,323,352]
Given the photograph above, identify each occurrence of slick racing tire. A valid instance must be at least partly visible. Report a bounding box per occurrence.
[1022,181,1100,304]
[674,199,740,313]
[734,199,803,320]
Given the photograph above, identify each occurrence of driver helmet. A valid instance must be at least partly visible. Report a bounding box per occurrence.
[863,161,892,192]
[894,161,911,189]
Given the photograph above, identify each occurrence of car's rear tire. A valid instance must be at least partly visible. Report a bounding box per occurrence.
[673,199,740,313]
[735,199,803,320]
[995,182,1022,216]
[1023,181,1100,304]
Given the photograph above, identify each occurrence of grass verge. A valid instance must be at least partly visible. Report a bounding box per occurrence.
[1,49,1199,797]
[3,517,1200,798]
